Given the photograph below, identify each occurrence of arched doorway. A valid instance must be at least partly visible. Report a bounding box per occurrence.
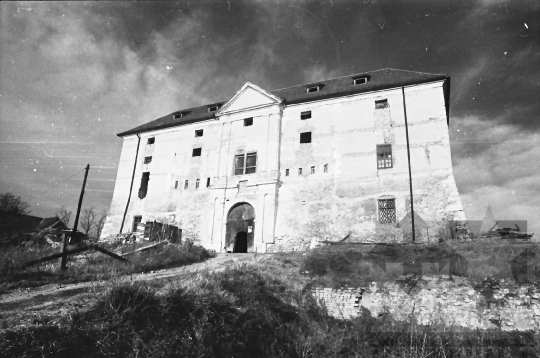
[226,203,254,253]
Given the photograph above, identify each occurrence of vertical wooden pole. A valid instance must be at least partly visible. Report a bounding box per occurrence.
[402,86,415,242]
[61,164,90,270]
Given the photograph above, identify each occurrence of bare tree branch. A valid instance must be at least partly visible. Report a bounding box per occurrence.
[94,211,108,241]
[80,207,96,235]
[55,205,72,227]
[0,193,30,215]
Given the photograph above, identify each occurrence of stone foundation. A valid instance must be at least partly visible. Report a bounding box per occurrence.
[312,276,540,331]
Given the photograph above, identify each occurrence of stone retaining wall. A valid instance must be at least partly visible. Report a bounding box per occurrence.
[312,276,540,331]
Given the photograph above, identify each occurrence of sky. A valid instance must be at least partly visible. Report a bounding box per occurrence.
[1,1,539,234]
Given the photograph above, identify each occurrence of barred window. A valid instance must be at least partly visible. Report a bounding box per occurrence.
[234,152,257,175]
[378,199,396,224]
[377,144,393,169]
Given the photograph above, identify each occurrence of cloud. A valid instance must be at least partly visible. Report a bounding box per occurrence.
[451,115,540,235]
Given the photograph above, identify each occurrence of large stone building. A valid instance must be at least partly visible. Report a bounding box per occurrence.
[101,69,465,251]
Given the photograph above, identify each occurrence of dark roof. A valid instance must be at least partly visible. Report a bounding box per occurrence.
[118,68,449,137]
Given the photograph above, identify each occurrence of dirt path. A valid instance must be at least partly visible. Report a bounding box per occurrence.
[0,253,270,312]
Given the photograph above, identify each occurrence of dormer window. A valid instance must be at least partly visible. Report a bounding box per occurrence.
[353,75,370,85]
[307,85,321,93]
[208,105,219,112]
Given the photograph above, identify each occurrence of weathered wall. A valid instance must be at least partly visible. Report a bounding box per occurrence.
[312,277,540,331]
[101,85,282,252]
[103,80,464,252]
[271,82,464,252]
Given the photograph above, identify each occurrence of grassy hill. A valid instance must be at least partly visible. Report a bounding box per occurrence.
[2,242,540,357]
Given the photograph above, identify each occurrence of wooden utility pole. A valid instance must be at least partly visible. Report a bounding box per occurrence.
[402,86,415,242]
[61,164,90,270]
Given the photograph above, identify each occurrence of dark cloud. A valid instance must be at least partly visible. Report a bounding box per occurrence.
[1,0,539,234]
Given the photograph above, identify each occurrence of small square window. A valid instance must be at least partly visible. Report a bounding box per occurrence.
[195,129,203,137]
[311,166,315,174]
[184,180,188,189]
[298,168,302,175]
[300,132,312,144]
[147,138,155,145]
[174,181,178,189]
[144,156,152,164]
[324,164,328,173]
[285,169,289,176]
[206,178,210,188]
[192,148,202,157]
[300,111,311,120]
[375,99,389,109]
[244,118,253,126]
[196,179,200,189]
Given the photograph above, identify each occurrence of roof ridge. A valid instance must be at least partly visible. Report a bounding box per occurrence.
[383,67,447,76]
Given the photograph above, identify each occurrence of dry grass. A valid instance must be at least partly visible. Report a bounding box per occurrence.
[2,256,540,357]
[2,241,540,357]
[0,242,213,294]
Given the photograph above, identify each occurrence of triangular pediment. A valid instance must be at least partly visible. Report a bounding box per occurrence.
[217,83,282,115]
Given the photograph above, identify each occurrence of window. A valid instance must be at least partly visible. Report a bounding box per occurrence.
[353,76,370,85]
[196,179,200,189]
[311,166,315,174]
[195,129,203,137]
[208,105,219,112]
[173,112,183,119]
[234,152,257,175]
[244,118,253,126]
[285,169,289,176]
[378,199,396,224]
[377,144,393,169]
[138,172,150,199]
[324,164,328,173]
[298,168,302,175]
[375,99,389,109]
[184,180,188,189]
[300,111,311,120]
[147,138,155,145]
[144,156,152,164]
[307,85,321,93]
[175,181,178,189]
[192,148,202,157]
[132,215,142,232]
[206,177,210,188]
[300,132,312,144]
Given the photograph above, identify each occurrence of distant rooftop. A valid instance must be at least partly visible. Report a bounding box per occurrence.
[118,68,449,137]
